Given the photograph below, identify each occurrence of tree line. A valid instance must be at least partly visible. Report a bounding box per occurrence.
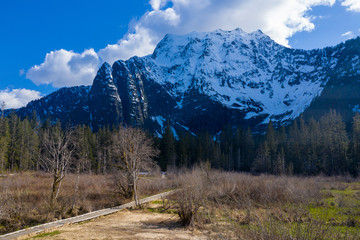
[0,109,359,176]
[159,110,360,177]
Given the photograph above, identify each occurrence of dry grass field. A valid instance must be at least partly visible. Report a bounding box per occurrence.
[1,169,360,239]
[0,172,121,234]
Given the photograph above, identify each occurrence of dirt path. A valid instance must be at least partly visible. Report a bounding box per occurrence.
[26,210,208,240]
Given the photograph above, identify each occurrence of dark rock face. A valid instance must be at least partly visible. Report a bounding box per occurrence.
[89,62,123,131]
[13,30,360,134]
[112,58,148,127]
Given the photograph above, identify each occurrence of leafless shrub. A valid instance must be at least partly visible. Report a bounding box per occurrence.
[207,173,324,210]
[172,166,212,227]
[112,171,134,199]
[171,168,327,232]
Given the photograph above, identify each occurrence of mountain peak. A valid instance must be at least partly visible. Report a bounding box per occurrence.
[89,62,122,131]
[97,62,112,77]
[14,28,360,134]
[92,62,113,87]
[151,28,277,63]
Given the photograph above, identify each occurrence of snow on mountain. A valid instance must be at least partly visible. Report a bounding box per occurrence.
[143,28,332,124]
[14,29,360,134]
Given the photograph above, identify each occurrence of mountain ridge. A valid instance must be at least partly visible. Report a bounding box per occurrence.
[13,29,360,134]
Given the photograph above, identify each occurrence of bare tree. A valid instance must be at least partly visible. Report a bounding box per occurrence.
[112,127,159,207]
[40,123,75,206]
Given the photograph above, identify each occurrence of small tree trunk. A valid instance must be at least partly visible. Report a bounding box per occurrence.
[133,174,139,207]
[50,175,60,207]
[55,174,64,200]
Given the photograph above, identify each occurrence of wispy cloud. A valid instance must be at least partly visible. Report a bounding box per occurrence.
[0,89,42,109]
[341,31,354,39]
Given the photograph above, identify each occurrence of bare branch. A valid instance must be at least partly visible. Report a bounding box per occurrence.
[112,127,159,206]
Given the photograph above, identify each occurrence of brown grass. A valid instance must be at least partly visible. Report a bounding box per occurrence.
[2,169,360,239]
[0,171,184,235]
[207,172,323,208]
[137,173,179,197]
[0,172,119,234]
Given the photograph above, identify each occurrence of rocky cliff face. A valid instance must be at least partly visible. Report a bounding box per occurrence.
[15,29,360,134]
[89,62,123,131]
[112,58,148,126]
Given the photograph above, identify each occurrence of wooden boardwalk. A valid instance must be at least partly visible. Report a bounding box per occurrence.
[0,190,177,240]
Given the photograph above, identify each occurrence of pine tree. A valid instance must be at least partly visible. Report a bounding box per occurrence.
[18,119,32,170]
[7,112,22,171]
[350,113,360,176]
[319,110,349,175]
[85,125,97,173]
[265,120,277,173]
[307,118,321,175]
[0,109,9,172]
[178,132,190,167]
[273,147,285,175]
[96,126,112,174]
[198,131,212,165]
[287,119,301,174]
[219,125,234,170]
[245,128,255,171]
[233,127,243,171]
[252,141,271,173]
[159,121,176,169]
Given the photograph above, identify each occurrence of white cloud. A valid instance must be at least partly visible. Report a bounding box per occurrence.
[27,0,340,87]
[150,0,169,10]
[98,27,158,66]
[341,31,354,39]
[0,89,42,109]
[26,49,100,88]
[342,0,360,12]
[98,0,336,63]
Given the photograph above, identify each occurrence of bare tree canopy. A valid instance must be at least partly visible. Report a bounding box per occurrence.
[112,127,159,206]
[40,122,75,206]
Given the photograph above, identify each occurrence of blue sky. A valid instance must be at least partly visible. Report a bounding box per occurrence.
[0,0,360,109]
[289,1,360,49]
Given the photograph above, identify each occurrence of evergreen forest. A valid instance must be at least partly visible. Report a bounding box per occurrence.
[1,109,359,177]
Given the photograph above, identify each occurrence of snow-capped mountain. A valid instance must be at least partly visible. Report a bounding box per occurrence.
[146,29,331,122]
[15,29,360,134]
